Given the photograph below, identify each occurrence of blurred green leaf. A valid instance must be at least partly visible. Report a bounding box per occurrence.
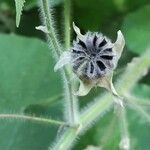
[74,0,118,31]
[122,5,150,54]
[0,33,62,111]
[127,108,150,150]
[0,102,62,150]
[125,0,150,11]
[0,0,63,11]
[132,84,150,99]
[0,123,58,150]
[0,0,14,10]
[0,33,64,150]
[24,0,37,10]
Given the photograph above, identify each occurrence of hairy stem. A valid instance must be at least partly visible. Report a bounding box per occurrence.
[63,0,79,125]
[40,0,79,125]
[64,77,79,125]
[80,95,112,126]
[0,114,66,126]
[117,106,130,150]
[51,128,77,150]
[40,0,61,58]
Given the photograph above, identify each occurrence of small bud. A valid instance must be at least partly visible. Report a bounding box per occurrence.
[54,23,125,96]
[73,22,85,40]
[35,25,49,33]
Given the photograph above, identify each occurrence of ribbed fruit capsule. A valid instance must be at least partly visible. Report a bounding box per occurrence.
[71,31,117,82]
[54,23,125,96]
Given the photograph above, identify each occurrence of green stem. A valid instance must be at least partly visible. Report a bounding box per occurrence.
[80,94,113,126]
[51,128,77,150]
[41,0,61,58]
[41,0,79,125]
[117,106,130,150]
[64,77,79,125]
[64,0,71,49]
[0,114,66,126]
[63,0,79,125]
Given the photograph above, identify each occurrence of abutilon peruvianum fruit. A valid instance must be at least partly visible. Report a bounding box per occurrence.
[55,22,125,97]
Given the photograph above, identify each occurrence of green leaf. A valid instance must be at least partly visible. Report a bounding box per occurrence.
[127,108,150,150]
[0,0,63,12]
[14,0,26,27]
[0,33,62,112]
[0,101,63,150]
[122,5,150,54]
[132,84,150,99]
[0,33,64,150]
[74,0,118,31]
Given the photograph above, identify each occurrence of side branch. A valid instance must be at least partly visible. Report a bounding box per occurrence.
[41,0,62,57]
[0,114,66,126]
[40,0,79,126]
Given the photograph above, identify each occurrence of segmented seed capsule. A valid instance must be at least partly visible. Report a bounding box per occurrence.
[71,32,116,82]
[54,22,125,96]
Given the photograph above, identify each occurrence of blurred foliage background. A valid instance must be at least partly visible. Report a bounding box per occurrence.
[0,0,150,150]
